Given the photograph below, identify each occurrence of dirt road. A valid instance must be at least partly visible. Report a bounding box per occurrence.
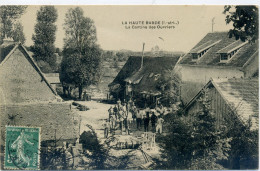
[74,100,112,139]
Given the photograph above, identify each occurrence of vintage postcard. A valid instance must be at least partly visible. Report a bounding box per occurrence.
[0,4,258,170]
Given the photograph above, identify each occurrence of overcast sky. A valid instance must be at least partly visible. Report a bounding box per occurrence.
[20,5,232,52]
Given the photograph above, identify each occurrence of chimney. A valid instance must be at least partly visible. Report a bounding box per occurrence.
[140,43,145,71]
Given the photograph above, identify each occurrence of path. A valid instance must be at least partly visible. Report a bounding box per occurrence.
[74,100,112,139]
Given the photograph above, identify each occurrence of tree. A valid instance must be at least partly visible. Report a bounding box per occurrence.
[0,5,27,43]
[224,5,259,42]
[61,7,102,99]
[190,88,230,169]
[31,6,58,70]
[157,68,180,106]
[12,22,25,43]
[157,114,194,169]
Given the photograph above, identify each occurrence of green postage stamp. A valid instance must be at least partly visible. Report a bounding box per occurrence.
[4,126,41,170]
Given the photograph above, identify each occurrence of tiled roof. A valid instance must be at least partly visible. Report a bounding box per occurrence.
[179,32,259,67]
[217,40,247,53]
[184,78,259,131]
[190,40,221,53]
[213,78,259,130]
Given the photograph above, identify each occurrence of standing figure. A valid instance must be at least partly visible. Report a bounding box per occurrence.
[118,108,124,132]
[156,117,164,134]
[151,112,157,132]
[144,112,150,132]
[136,109,142,130]
[110,114,116,130]
[108,106,113,122]
[113,105,118,120]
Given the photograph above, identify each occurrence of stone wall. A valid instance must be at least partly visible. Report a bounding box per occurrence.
[0,102,79,152]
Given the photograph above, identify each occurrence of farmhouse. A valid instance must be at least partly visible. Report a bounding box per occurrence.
[183,78,258,131]
[0,40,80,149]
[109,56,181,107]
[177,32,259,104]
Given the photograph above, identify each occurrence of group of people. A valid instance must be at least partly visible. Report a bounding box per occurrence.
[135,106,165,133]
[104,99,165,137]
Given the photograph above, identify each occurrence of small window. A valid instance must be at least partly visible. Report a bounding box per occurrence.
[220,53,228,60]
[192,53,198,60]
[219,48,240,62]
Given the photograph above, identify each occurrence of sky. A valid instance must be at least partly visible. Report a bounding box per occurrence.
[20,5,233,52]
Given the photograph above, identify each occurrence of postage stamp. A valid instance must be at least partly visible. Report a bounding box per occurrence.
[4,126,41,170]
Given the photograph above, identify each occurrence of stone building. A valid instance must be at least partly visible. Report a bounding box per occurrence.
[0,40,80,151]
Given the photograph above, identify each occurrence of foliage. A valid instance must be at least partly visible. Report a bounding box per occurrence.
[157,68,180,106]
[61,7,102,99]
[224,112,259,169]
[0,5,27,43]
[31,6,58,70]
[191,89,231,167]
[157,89,231,170]
[36,60,54,73]
[157,114,194,169]
[224,5,259,42]
[12,22,25,43]
[80,124,108,169]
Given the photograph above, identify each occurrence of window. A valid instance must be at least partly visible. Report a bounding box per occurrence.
[219,48,240,62]
[220,53,228,60]
[192,53,198,60]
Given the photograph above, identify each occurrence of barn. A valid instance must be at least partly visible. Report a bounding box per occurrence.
[183,78,258,131]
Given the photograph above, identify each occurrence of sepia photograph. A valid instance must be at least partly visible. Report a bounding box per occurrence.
[0,4,259,170]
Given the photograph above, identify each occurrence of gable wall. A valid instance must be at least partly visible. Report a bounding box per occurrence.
[178,65,244,104]
[0,47,56,104]
[184,85,232,128]
[243,53,259,77]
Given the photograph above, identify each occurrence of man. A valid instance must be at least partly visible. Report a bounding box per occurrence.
[144,111,150,132]
[110,113,116,130]
[103,120,110,138]
[108,106,113,122]
[136,109,142,130]
[151,111,157,132]
[156,117,164,134]
[113,105,118,120]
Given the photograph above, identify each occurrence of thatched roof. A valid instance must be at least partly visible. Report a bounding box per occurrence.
[110,56,181,95]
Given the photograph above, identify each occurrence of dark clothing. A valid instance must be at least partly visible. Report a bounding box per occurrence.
[137,118,142,129]
[113,106,118,113]
[123,119,128,130]
[144,118,149,132]
[151,114,157,131]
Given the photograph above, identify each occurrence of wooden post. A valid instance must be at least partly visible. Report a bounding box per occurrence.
[140,43,145,70]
